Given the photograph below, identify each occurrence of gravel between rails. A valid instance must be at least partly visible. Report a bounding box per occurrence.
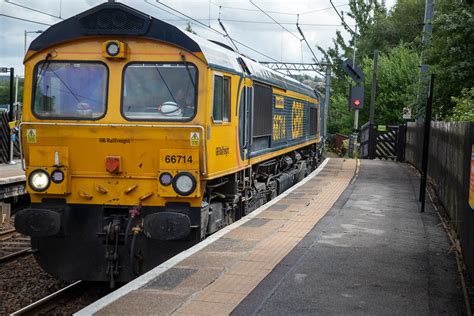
[0,254,70,315]
[0,254,114,315]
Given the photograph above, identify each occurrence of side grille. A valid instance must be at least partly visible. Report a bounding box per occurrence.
[309,107,318,135]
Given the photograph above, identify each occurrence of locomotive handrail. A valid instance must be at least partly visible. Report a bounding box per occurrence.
[18,122,208,175]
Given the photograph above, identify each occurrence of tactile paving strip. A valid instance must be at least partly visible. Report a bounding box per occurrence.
[93,158,356,316]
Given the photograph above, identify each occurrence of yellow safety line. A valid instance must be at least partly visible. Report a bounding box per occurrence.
[350,158,360,185]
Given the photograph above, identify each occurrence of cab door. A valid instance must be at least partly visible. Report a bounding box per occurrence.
[238,80,252,163]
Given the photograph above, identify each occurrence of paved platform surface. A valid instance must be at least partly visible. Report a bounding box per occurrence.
[234,160,464,315]
[0,161,25,185]
[80,159,464,315]
[79,158,356,315]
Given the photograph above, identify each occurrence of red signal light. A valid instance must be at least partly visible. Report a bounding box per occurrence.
[353,99,361,107]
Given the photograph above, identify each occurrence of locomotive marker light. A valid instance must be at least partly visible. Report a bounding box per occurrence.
[159,172,173,186]
[172,172,196,196]
[29,169,51,192]
[51,169,65,184]
[102,40,127,59]
[106,42,120,56]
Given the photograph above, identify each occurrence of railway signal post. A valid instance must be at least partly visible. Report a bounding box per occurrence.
[342,59,365,158]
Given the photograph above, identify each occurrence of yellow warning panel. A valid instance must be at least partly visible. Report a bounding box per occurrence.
[26,128,36,143]
[190,132,200,147]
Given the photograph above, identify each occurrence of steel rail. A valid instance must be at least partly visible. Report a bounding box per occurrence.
[0,228,16,241]
[11,280,83,316]
[0,248,31,263]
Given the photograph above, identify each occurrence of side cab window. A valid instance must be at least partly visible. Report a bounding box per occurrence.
[212,74,230,122]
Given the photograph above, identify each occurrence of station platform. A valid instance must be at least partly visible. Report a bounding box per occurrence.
[78,158,464,315]
[0,162,25,198]
[0,161,25,186]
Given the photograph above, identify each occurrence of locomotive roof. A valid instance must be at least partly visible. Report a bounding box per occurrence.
[29,2,317,98]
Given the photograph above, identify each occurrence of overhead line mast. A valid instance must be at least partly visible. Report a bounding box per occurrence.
[249,0,301,41]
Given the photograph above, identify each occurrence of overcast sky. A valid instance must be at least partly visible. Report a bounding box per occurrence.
[0,0,396,77]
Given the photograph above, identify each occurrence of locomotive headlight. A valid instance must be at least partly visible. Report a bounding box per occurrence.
[106,42,120,56]
[172,172,196,196]
[29,169,50,192]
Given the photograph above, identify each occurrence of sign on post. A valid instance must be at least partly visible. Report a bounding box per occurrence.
[377,125,387,132]
[342,59,365,83]
[403,107,412,120]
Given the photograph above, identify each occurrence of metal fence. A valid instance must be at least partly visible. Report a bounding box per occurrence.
[360,122,406,161]
[0,111,19,164]
[406,121,474,277]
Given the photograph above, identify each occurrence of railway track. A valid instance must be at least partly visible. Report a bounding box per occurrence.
[11,281,83,315]
[0,228,31,262]
[10,280,114,315]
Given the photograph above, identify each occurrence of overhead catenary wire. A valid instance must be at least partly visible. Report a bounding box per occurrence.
[160,18,352,27]
[249,0,301,40]
[297,14,321,67]
[146,0,240,51]
[211,1,297,16]
[144,0,190,23]
[329,0,355,34]
[217,6,240,53]
[4,0,63,20]
[150,0,279,62]
[0,13,52,26]
[299,3,348,15]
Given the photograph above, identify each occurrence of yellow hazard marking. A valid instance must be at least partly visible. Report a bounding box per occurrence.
[26,129,36,143]
[190,132,199,147]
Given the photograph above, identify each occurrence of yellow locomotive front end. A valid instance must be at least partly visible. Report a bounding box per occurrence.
[15,3,212,284]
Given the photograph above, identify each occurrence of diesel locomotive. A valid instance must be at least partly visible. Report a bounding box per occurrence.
[15,2,324,286]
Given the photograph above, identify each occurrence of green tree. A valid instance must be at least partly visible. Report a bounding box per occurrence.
[426,0,474,119]
[359,44,420,124]
[0,77,23,105]
[318,0,426,134]
[185,22,197,35]
[448,88,474,122]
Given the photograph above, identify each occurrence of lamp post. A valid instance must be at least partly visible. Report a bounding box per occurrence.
[24,30,43,54]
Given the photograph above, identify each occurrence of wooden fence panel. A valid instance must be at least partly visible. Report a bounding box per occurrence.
[406,121,474,279]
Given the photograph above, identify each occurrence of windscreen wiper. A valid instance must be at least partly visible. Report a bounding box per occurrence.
[35,53,53,86]
[181,54,196,90]
[155,66,178,104]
